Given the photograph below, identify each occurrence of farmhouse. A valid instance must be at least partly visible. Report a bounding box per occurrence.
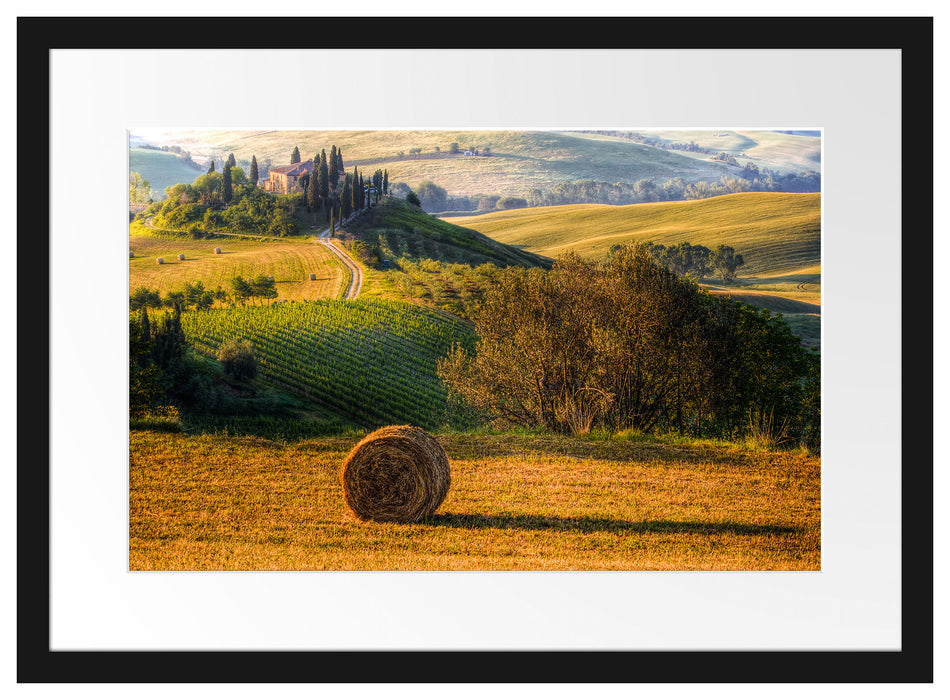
[261,160,315,194]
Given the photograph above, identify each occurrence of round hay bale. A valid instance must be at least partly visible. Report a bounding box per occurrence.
[341,425,450,523]
[309,273,317,281]
[129,250,134,258]
[214,247,222,254]
[156,257,164,265]
[178,253,185,261]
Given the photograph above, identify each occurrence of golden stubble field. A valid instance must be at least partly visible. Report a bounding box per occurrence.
[129,430,821,571]
[129,230,345,302]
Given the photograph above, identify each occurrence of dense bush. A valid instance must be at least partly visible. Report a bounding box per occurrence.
[438,243,819,447]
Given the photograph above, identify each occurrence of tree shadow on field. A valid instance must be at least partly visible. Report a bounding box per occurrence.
[428,512,803,536]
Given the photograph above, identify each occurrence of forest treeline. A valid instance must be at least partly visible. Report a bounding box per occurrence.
[437,244,820,449]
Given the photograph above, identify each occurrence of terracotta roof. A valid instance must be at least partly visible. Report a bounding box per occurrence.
[269,160,315,176]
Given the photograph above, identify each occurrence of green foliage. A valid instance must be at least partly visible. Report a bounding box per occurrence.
[496,196,528,210]
[711,244,746,283]
[405,189,421,207]
[290,146,301,164]
[217,338,258,380]
[249,156,259,186]
[438,244,818,443]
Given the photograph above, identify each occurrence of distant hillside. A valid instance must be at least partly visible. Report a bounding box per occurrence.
[129,147,203,199]
[130,129,819,203]
[446,192,821,278]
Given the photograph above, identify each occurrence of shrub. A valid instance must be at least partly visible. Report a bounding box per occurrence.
[217,339,258,380]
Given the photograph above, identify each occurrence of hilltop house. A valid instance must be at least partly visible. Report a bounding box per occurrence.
[261,160,315,194]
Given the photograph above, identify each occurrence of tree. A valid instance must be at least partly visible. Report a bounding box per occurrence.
[710,244,746,283]
[336,148,344,180]
[226,153,236,169]
[129,172,152,204]
[340,175,353,220]
[249,155,259,186]
[415,180,448,212]
[318,149,329,206]
[207,159,215,174]
[307,161,319,215]
[290,146,301,164]
[217,338,258,380]
[383,170,389,194]
[222,161,233,204]
[329,146,338,184]
[405,189,421,207]
[192,172,223,206]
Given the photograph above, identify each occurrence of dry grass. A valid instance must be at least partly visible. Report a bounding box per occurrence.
[447,192,821,278]
[129,230,344,301]
[130,430,820,571]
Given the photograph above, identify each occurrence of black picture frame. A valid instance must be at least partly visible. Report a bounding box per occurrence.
[19,15,933,684]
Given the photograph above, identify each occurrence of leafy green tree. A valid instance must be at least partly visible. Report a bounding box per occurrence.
[290,146,301,164]
[711,244,746,283]
[249,155,259,186]
[192,172,223,206]
[415,180,448,212]
[129,172,152,204]
[405,189,421,207]
[217,339,258,380]
[226,153,236,169]
[130,286,163,311]
[207,159,215,174]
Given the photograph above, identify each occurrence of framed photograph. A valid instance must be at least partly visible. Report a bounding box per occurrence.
[21,14,932,684]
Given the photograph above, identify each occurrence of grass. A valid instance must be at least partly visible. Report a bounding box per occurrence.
[129,429,820,571]
[447,192,821,278]
[129,225,345,302]
[129,147,204,197]
[132,129,815,200]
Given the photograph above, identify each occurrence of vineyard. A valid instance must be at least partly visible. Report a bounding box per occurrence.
[179,298,477,430]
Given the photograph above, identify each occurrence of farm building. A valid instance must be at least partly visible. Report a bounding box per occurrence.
[261,160,315,195]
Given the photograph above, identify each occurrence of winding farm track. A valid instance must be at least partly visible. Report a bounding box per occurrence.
[316,224,363,300]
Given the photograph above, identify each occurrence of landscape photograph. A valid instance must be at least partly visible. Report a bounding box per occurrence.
[128,127,822,571]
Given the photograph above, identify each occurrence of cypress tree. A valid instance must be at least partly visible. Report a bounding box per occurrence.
[307,159,319,215]
[383,170,389,194]
[249,155,259,186]
[341,176,352,220]
[336,148,344,180]
[290,146,301,164]
[318,149,329,205]
[329,146,338,184]
[139,306,151,346]
[351,167,360,212]
[223,162,233,204]
[207,159,215,174]
[227,152,236,169]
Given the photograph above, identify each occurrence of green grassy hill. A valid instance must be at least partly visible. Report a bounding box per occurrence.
[132,129,816,202]
[129,147,203,198]
[447,192,821,278]
[346,196,550,269]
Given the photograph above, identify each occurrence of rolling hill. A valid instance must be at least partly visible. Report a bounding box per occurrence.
[129,129,819,203]
[446,192,821,278]
[129,147,203,198]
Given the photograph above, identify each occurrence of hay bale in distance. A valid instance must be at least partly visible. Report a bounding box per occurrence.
[129,251,134,258]
[156,257,164,265]
[178,253,185,261]
[214,247,222,254]
[309,273,317,281]
[341,425,451,523]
